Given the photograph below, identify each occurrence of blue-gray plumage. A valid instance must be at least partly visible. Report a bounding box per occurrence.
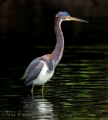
[21,11,88,96]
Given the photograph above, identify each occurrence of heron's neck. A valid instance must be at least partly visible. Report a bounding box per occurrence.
[51,18,64,67]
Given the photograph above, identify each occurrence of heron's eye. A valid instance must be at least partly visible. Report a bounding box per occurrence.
[66,16,70,19]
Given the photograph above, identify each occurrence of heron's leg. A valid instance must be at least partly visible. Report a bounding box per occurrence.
[31,84,35,95]
[42,84,44,97]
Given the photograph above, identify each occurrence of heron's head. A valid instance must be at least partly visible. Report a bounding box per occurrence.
[56,11,88,23]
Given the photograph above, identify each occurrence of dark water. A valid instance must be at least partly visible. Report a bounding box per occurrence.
[0,44,108,120]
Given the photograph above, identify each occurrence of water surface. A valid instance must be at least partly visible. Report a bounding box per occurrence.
[0,44,108,120]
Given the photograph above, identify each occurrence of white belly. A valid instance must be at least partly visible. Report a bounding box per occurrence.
[33,61,54,85]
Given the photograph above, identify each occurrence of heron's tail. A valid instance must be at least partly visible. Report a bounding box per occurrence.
[19,76,25,81]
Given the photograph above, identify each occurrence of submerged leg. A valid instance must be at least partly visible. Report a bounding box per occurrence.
[42,84,44,97]
[31,84,35,95]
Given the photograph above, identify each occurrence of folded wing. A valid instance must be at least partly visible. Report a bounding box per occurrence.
[21,57,44,85]
[24,61,44,85]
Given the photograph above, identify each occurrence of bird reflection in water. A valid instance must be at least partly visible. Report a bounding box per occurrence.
[23,95,58,120]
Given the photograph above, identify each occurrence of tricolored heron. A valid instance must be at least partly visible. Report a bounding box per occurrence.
[21,11,88,96]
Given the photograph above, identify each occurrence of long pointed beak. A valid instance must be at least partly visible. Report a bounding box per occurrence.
[70,17,88,23]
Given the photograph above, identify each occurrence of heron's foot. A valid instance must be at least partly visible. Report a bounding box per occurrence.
[31,84,34,95]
